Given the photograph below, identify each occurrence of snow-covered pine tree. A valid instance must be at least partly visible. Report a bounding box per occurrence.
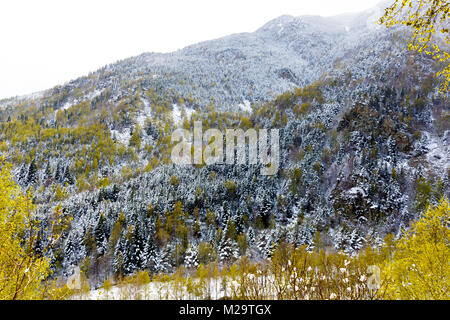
[44,161,52,181]
[156,245,174,273]
[63,232,81,271]
[26,159,38,185]
[63,165,74,185]
[218,238,239,264]
[257,231,276,259]
[121,223,146,274]
[143,232,158,273]
[184,245,199,269]
[17,163,27,186]
[113,249,125,277]
[345,229,365,255]
[247,226,256,247]
[54,161,63,183]
[94,213,107,256]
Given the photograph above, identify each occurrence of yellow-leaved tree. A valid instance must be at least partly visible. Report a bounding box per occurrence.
[379,0,450,94]
[0,157,70,299]
[379,198,450,299]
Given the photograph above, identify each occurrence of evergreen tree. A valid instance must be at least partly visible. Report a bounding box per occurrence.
[63,165,74,185]
[94,213,107,256]
[64,232,80,269]
[218,238,239,264]
[44,162,52,181]
[26,159,38,185]
[346,229,364,254]
[120,223,146,274]
[54,161,63,183]
[154,245,173,273]
[247,227,256,247]
[184,245,199,269]
[113,248,125,277]
[83,227,96,257]
[143,232,158,272]
[111,184,120,202]
[17,164,27,186]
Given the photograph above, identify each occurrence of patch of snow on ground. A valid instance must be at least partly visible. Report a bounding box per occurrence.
[238,100,252,113]
[172,104,195,126]
[277,23,284,36]
[87,89,103,100]
[185,106,195,120]
[22,91,45,100]
[135,99,152,128]
[172,104,182,125]
[76,276,274,300]
[0,91,44,109]
[422,131,450,174]
[111,128,131,145]
[347,187,366,198]
[61,101,75,111]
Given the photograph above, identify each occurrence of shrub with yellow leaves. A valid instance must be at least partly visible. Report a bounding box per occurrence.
[379,0,450,94]
[379,198,450,299]
[0,157,70,300]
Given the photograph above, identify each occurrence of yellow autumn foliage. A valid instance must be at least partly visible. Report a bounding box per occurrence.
[0,158,69,299]
[379,0,450,94]
[379,198,450,299]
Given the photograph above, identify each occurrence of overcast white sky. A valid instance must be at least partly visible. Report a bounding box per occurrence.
[0,0,385,99]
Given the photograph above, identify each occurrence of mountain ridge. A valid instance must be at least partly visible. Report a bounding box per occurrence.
[1,2,387,108]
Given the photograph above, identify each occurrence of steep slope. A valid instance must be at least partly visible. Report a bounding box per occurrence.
[0,3,448,287]
[0,2,386,112]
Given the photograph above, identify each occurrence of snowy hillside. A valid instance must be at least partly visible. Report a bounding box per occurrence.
[0,1,448,292]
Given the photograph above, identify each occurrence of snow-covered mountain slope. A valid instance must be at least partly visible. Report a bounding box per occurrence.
[0,2,395,113]
[0,2,448,287]
[104,5,386,110]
